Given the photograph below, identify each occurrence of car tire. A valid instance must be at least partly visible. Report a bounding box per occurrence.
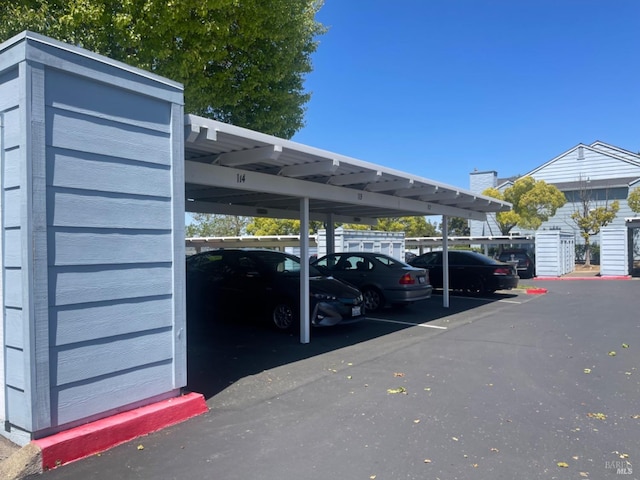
[271,301,298,331]
[362,287,384,312]
[466,276,487,296]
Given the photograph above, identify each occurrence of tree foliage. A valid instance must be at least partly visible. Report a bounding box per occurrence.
[245,217,323,235]
[628,187,640,213]
[441,217,470,236]
[186,214,249,237]
[570,181,619,266]
[483,177,566,234]
[0,0,326,138]
[374,217,438,237]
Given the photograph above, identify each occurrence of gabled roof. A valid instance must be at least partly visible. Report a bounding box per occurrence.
[527,142,640,178]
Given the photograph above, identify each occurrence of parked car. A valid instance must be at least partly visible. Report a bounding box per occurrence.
[311,252,432,312]
[497,249,535,278]
[186,249,365,331]
[408,250,519,294]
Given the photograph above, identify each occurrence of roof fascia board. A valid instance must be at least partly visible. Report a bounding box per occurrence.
[185,161,491,220]
[527,143,640,178]
[185,199,377,225]
[590,141,640,160]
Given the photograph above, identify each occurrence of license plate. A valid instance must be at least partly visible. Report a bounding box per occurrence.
[352,306,361,316]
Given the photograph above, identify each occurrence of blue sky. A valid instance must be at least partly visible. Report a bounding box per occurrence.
[291,1,640,190]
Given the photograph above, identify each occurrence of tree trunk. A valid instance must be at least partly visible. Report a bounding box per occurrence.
[584,240,592,267]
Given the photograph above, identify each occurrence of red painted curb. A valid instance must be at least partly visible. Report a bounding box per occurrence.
[526,288,548,295]
[533,276,631,281]
[33,392,208,470]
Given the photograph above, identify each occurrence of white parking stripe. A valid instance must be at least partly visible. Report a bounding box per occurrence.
[367,317,448,329]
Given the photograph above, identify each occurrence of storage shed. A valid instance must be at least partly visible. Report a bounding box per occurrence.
[0,31,185,444]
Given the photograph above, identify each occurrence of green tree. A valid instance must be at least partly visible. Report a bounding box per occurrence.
[628,187,640,213]
[245,217,322,235]
[482,188,522,235]
[374,216,438,237]
[0,0,326,138]
[441,217,470,236]
[186,214,249,237]
[483,177,566,234]
[570,182,620,267]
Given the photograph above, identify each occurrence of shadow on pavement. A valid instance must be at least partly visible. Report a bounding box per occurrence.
[185,291,517,400]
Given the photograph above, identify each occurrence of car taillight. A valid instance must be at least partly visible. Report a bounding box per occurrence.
[493,267,511,276]
[399,273,416,285]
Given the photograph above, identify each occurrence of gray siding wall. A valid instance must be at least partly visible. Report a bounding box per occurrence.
[0,32,185,441]
[45,69,180,429]
[600,227,628,276]
[469,171,498,237]
[535,231,575,277]
[531,147,640,183]
[0,64,31,436]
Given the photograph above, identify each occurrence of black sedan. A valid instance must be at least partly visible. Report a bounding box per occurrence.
[311,252,432,312]
[409,250,519,294]
[186,249,365,331]
[497,249,535,279]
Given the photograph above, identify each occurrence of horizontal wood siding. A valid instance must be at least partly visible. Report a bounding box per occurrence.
[52,362,175,426]
[53,329,173,385]
[532,149,640,183]
[49,264,173,306]
[600,227,628,276]
[0,67,20,111]
[1,62,27,431]
[51,296,173,346]
[44,66,181,428]
[49,229,172,266]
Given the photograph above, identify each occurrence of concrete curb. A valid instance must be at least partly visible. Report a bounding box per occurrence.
[0,392,208,478]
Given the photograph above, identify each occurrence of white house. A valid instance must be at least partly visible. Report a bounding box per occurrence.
[469,142,640,261]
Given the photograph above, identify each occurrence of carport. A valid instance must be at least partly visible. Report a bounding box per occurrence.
[183,115,511,342]
[0,30,511,446]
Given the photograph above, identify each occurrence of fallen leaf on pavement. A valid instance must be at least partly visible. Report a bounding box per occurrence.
[557,462,569,468]
[394,372,405,377]
[587,412,607,420]
[387,387,407,394]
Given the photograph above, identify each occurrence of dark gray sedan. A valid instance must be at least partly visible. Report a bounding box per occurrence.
[312,252,432,312]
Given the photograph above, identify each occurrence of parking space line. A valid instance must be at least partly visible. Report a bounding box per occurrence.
[367,317,448,329]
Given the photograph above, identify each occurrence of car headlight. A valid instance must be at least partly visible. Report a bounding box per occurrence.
[312,292,337,301]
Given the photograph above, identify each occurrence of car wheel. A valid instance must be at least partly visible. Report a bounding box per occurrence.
[272,301,298,331]
[466,276,487,296]
[362,287,384,312]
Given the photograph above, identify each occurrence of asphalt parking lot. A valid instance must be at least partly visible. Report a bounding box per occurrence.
[41,280,639,480]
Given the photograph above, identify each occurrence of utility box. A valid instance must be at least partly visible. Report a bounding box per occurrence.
[0,31,185,444]
[600,227,628,276]
[534,231,575,277]
[317,228,405,260]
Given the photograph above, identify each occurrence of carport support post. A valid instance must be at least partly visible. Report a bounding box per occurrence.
[325,213,335,255]
[300,197,311,343]
[442,215,450,308]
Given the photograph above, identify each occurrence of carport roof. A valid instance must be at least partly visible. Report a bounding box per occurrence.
[184,114,511,223]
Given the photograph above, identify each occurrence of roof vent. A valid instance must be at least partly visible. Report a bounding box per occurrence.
[577,146,584,160]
